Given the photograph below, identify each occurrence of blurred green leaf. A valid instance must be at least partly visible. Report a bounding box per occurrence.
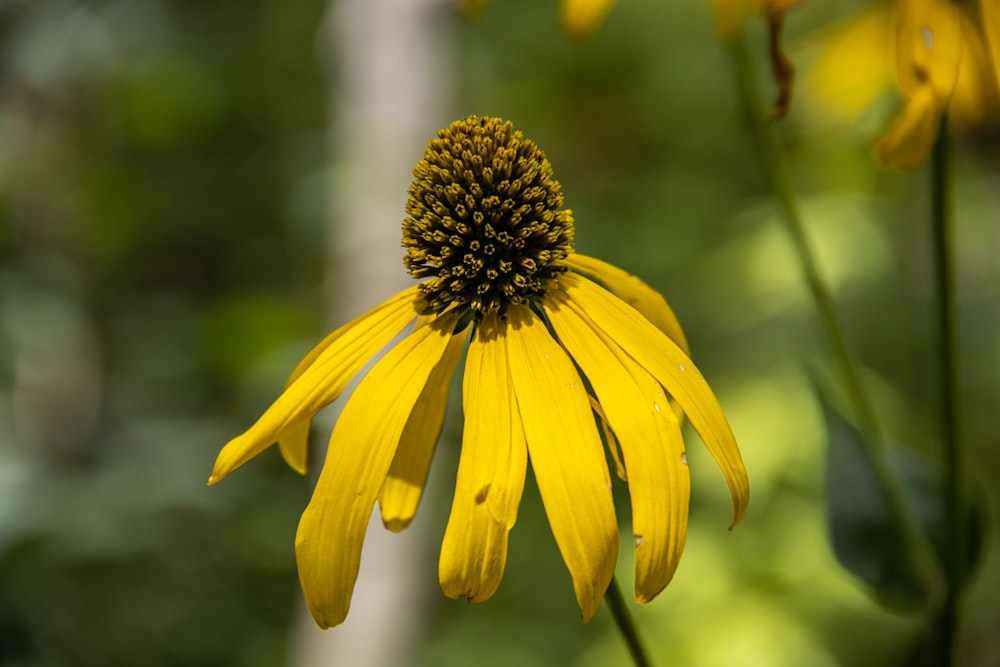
[821,395,987,611]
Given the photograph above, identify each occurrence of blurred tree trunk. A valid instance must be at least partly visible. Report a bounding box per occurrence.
[290,0,453,665]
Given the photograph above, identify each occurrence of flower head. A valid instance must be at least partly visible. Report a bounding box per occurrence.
[402,118,573,316]
[208,116,749,629]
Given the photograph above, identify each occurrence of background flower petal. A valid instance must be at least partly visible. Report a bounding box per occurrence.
[877,84,942,170]
[561,0,616,38]
[895,0,963,102]
[980,0,1000,96]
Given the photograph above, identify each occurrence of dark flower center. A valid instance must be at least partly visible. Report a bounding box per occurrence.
[402,116,574,317]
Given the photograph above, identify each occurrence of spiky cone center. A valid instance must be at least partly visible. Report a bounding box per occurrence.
[402,116,575,317]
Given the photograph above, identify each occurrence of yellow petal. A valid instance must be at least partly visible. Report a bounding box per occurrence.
[949,13,1000,127]
[278,424,309,475]
[547,294,690,603]
[561,0,616,38]
[804,7,894,125]
[563,253,689,355]
[439,511,510,605]
[208,286,421,484]
[439,314,528,602]
[379,329,467,532]
[558,272,749,529]
[295,311,459,629]
[505,304,618,622]
[590,396,627,482]
[877,83,942,170]
[643,404,689,598]
[983,0,1000,95]
[895,0,963,103]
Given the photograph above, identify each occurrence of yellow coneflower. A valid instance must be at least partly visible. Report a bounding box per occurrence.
[208,116,749,629]
[878,0,1000,168]
[805,0,1000,169]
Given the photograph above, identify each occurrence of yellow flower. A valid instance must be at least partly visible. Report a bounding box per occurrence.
[460,0,617,37]
[561,0,617,37]
[806,0,1000,169]
[208,116,749,629]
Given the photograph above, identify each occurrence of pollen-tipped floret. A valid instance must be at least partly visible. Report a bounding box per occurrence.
[402,116,575,316]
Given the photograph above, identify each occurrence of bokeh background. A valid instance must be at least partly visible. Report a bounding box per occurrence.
[1,0,998,665]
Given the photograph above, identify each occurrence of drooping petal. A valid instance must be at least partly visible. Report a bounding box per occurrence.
[979,0,1000,100]
[590,396,627,482]
[294,311,459,629]
[558,272,749,529]
[563,253,689,354]
[278,423,309,475]
[439,314,528,602]
[547,293,689,602]
[505,304,618,622]
[379,329,467,532]
[561,0,616,37]
[948,13,998,128]
[644,400,690,598]
[877,84,942,170]
[208,286,421,483]
[895,0,963,103]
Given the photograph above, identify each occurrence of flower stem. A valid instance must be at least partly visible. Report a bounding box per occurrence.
[724,33,940,593]
[931,115,962,665]
[604,575,654,667]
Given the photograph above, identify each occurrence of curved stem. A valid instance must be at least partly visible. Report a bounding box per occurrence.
[931,115,961,665]
[725,33,940,592]
[604,575,654,667]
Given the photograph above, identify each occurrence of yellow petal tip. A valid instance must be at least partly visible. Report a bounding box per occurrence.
[382,517,411,533]
[728,505,748,531]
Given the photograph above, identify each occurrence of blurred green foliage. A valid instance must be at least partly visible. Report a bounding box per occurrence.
[1,0,325,664]
[2,0,999,665]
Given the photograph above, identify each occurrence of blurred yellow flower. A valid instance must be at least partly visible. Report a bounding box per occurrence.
[562,0,617,36]
[208,116,749,629]
[461,0,617,37]
[807,0,1000,169]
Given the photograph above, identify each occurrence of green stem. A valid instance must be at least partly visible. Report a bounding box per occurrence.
[725,33,940,593]
[604,575,654,667]
[931,115,961,664]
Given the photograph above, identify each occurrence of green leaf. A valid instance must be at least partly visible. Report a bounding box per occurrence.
[821,396,987,612]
